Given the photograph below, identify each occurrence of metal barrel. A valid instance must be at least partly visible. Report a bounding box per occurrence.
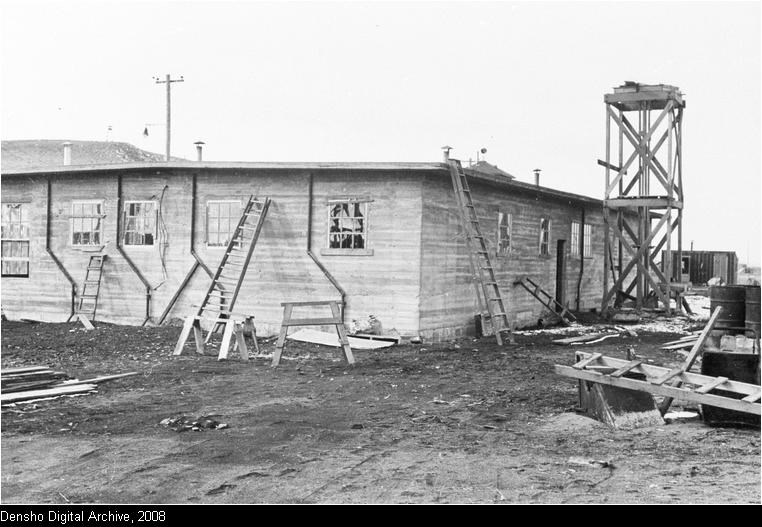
[745,285,761,339]
[709,285,747,334]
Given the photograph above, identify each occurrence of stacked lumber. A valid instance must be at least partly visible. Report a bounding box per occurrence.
[0,366,69,393]
[1,367,138,404]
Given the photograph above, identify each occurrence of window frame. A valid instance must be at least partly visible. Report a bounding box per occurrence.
[496,211,512,257]
[70,199,105,248]
[571,221,580,256]
[1,202,30,278]
[205,199,242,248]
[321,197,373,256]
[122,200,158,247]
[583,223,592,258]
[539,218,551,256]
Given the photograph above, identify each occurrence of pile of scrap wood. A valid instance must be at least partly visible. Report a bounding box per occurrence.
[1,366,137,404]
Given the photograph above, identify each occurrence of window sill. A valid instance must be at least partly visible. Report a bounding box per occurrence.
[72,245,106,252]
[320,248,374,256]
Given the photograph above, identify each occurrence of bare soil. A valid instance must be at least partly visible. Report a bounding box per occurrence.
[1,319,759,504]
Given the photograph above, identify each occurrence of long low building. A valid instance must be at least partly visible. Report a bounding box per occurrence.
[1,158,605,340]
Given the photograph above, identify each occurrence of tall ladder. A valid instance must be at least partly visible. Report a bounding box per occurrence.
[447,159,512,345]
[173,196,270,358]
[198,196,271,329]
[76,254,106,329]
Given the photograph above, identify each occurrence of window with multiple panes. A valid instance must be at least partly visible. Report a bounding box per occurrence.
[206,200,241,247]
[571,221,581,256]
[583,223,592,257]
[328,201,368,249]
[123,201,156,246]
[71,201,104,246]
[1,203,30,277]
[539,218,550,255]
[497,212,512,256]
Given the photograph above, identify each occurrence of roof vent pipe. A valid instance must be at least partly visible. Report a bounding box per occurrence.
[441,145,452,162]
[63,142,72,166]
[533,168,541,186]
[194,141,205,162]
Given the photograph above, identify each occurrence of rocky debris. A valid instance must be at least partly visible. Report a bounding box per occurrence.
[160,415,229,432]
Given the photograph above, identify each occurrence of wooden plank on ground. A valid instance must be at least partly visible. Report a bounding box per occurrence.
[62,372,138,386]
[0,384,98,404]
[553,334,605,346]
[0,366,51,375]
[660,340,698,351]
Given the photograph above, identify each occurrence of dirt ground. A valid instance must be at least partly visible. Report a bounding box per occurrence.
[1,317,760,504]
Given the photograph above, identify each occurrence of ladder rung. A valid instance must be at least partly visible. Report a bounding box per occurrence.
[80,294,98,299]
[84,280,101,285]
[490,312,507,317]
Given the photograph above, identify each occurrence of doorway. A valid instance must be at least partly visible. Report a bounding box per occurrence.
[555,239,567,311]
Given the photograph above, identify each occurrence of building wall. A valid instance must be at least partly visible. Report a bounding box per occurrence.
[418,174,604,340]
[0,169,423,336]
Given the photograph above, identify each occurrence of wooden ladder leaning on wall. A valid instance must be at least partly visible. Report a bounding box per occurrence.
[74,254,107,330]
[447,159,513,345]
[173,195,271,360]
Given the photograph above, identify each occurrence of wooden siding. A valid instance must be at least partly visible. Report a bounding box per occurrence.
[419,174,604,339]
[0,169,423,336]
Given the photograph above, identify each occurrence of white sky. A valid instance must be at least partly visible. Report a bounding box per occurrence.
[1,0,760,265]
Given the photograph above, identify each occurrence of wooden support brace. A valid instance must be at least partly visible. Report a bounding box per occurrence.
[78,314,95,331]
[695,376,728,394]
[610,360,643,378]
[173,315,196,356]
[573,353,603,370]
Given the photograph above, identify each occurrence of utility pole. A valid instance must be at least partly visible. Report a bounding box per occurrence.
[153,74,184,161]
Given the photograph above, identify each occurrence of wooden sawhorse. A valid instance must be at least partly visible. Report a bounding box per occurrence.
[173,312,259,361]
[272,300,355,367]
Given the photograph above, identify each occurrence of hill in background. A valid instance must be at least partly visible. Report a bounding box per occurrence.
[1,140,185,171]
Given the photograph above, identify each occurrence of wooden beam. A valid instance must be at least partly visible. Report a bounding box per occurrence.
[610,360,643,378]
[572,352,603,370]
[695,376,729,394]
[604,198,682,209]
[658,307,723,412]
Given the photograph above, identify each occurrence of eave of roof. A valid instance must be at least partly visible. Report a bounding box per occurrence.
[1,160,602,207]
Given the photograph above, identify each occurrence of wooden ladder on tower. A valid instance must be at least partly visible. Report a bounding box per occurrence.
[513,275,576,325]
[173,196,270,360]
[447,159,512,345]
[75,254,106,330]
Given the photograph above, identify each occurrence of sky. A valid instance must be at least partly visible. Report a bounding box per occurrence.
[1,0,760,265]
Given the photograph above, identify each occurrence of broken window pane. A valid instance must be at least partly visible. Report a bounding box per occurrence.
[328,200,367,249]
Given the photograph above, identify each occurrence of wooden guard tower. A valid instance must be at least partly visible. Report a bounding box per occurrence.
[600,82,685,314]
